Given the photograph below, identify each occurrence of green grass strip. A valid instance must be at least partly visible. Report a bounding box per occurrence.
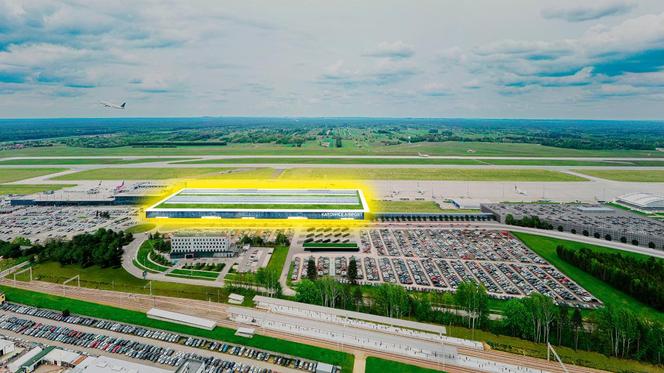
[365,357,444,373]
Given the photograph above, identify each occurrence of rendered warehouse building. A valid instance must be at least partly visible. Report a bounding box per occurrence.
[146,188,369,220]
[170,234,236,259]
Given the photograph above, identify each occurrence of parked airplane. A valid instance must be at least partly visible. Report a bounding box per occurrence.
[100,101,126,109]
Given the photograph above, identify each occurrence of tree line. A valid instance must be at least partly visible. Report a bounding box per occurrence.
[556,245,664,311]
[505,214,554,230]
[294,271,664,366]
[0,229,132,268]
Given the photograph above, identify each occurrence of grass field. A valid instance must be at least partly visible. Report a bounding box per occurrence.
[365,357,444,373]
[176,157,664,167]
[168,268,220,278]
[573,169,664,182]
[135,240,170,273]
[125,223,156,233]
[53,167,275,180]
[2,142,664,158]
[0,168,68,183]
[226,245,288,284]
[0,184,75,195]
[513,232,664,323]
[0,285,354,372]
[0,158,192,165]
[166,270,218,281]
[0,257,29,272]
[11,261,229,301]
[279,168,586,181]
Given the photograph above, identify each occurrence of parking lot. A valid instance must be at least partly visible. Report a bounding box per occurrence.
[0,205,137,242]
[292,228,600,308]
[0,302,332,373]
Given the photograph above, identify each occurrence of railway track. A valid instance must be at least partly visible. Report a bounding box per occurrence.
[1,280,604,372]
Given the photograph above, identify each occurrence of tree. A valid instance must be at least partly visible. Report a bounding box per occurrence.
[306,257,317,280]
[374,283,409,319]
[454,281,488,332]
[352,286,364,311]
[295,279,321,305]
[572,307,583,350]
[256,268,280,297]
[502,298,528,339]
[347,257,358,285]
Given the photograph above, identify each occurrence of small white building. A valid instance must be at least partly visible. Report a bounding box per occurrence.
[170,234,237,259]
[0,339,15,356]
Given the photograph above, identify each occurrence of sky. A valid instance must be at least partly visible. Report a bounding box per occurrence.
[1,0,664,119]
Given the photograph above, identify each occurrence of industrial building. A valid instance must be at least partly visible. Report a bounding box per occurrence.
[482,203,664,250]
[146,188,369,220]
[616,192,664,212]
[170,234,237,259]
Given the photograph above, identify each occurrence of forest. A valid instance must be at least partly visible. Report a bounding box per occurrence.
[2,117,664,151]
[556,245,664,311]
[0,229,133,268]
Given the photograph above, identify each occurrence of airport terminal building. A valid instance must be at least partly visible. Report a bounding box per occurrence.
[145,188,369,220]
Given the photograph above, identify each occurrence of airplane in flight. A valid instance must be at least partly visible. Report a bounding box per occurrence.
[100,101,126,109]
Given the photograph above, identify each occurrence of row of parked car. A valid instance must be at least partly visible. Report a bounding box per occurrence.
[0,302,336,371]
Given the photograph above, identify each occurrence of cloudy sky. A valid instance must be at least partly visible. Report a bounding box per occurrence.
[1,0,664,119]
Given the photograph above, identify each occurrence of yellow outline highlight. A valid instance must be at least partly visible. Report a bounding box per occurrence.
[138,178,378,230]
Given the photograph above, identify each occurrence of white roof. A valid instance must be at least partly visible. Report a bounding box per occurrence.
[147,308,216,330]
[72,356,173,373]
[253,295,446,335]
[0,339,14,349]
[8,346,42,372]
[618,192,664,208]
[43,348,81,364]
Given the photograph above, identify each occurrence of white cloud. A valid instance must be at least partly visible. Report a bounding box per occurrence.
[542,1,636,22]
[365,41,414,59]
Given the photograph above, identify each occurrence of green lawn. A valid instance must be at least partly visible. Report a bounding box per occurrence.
[226,245,288,284]
[176,157,484,165]
[0,168,68,183]
[573,169,664,182]
[11,261,227,301]
[513,232,664,323]
[365,357,444,373]
[52,167,275,180]
[168,268,220,279]
[0,158,192,165]
[0,257,29,272]
[265,246,289,274]
[176,157,664,167]
[0,184,75,195]
[165,272,217,281]
[2,142,663,157]
[0,285,354,372]
[125,223,156,234]
[136,240,170,273]
[279,168,586,181]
